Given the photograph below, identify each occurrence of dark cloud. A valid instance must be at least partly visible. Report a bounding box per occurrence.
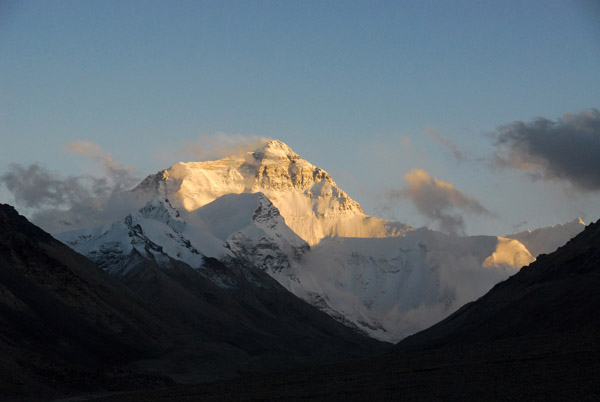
[387,169,492,235]
[493,108,600,191]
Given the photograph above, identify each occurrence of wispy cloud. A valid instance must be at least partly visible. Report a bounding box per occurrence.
[425,128,464,161]
[387,169,492,235]
[66,141,138,190]
[492,108,600,192]
[158,133,271,164]
[511,220,528,232]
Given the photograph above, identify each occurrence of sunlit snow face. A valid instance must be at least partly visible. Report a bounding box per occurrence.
[148,141,372,245]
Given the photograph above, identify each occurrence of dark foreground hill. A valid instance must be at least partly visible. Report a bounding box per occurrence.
[85,219,600,401]
[0,205,174,399]
[0,204,386,401]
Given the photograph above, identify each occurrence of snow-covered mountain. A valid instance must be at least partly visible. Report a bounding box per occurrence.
[59,192,308,281]
[506,218,585,257]
[57,140,583,342]
[136,139,409,246]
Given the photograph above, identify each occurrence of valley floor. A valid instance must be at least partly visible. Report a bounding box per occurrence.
[75,331,599,402]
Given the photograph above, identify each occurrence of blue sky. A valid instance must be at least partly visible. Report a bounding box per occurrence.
[1,0,599,235]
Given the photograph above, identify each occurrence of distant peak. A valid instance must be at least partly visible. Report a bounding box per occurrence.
[554,217,586,228]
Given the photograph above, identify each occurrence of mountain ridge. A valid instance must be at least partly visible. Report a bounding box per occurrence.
[506,217,586,256]
[56,140,584,341]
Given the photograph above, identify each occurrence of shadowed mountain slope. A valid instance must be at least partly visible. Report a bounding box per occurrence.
[0,204,176,399]
[111,250,388,384]
[0,204,387,401]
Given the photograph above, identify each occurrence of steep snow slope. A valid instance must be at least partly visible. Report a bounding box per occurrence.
[58,193,310,279]
[57,198,221,277]
[506,218,586,257]
[193,192,309,274]
[136,140,410,245]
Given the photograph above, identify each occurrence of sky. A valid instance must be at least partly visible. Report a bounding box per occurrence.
[1,0,599,236]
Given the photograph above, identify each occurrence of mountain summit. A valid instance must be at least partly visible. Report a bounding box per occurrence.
[137,139,408,245]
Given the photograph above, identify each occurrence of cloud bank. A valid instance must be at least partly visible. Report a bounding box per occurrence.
[388,169,492,235]
[1,164,90,209]
[0,142,143,233]
[493,108,600,192]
